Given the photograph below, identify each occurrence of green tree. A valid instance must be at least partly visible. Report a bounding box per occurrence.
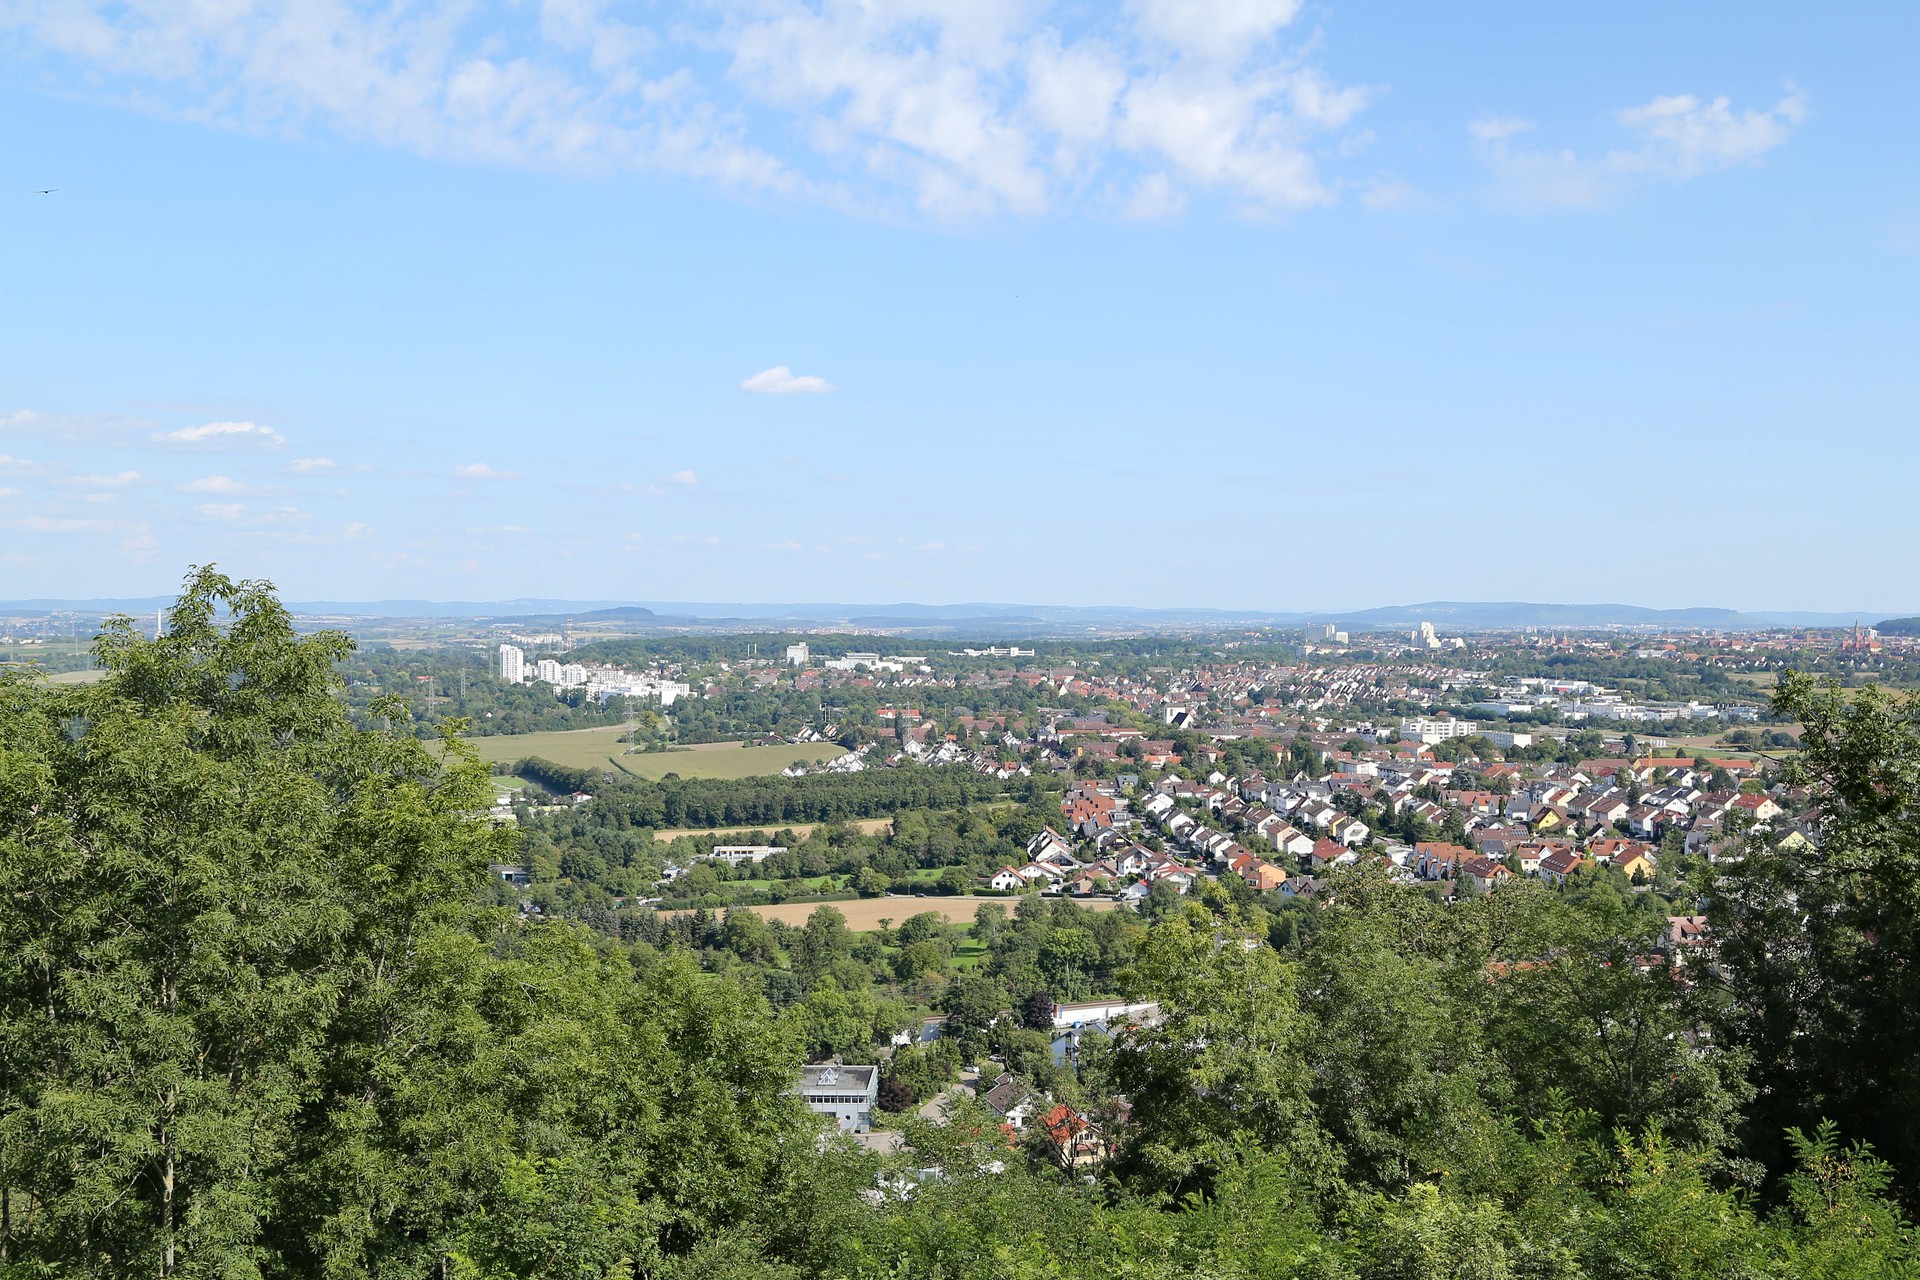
[1107,906,1330,1198]
[0,569,497,1274]
[1711,675,1920,1201]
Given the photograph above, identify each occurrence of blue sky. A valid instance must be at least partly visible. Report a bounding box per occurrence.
[0,1,1914,611]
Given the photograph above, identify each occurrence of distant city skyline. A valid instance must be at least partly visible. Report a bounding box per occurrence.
[1,2,1914,608]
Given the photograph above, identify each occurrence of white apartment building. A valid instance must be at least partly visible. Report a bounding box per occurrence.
[1475,728,1534,749]
[498,643,526,683]
[824,652,902,672]
[535,658,562,684]
[1400,716,1481,744]
[785,643,809,666]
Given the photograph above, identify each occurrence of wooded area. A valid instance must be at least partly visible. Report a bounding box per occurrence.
[1,571,1915,1278]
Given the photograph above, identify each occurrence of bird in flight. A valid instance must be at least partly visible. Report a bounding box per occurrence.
[34,188,56,195]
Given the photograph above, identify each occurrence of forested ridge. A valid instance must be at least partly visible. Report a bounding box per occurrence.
[2,571,1917,1278]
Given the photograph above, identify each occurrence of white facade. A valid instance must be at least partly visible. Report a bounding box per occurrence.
[535,658,562,684]
[796,1064,878,1132]
[1400,716,1480,744]
[785,643,809,666]
[1476,728,1534,749]
[704,845,787,866]
[498,643,526,683]
[824,652,902,672]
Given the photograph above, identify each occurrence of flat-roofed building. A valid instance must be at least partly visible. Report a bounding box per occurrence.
[796,1064,878,1132]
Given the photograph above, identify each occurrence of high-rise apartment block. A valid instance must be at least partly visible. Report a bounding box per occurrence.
[499,643,526,682]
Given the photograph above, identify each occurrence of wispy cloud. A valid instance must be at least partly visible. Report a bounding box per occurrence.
[62,469,143,488]
[616,468,702,495]
[454,461,519,479]
[1473,87,1808,210]
[0,514,121,534]
[0,406,155,444]
[181,474,244,493]
[194,502,308,526]
[286,456,337,473]
[159,420,286,446]
[1468,115,1533,143]
[742,365,835,395]
[0,0,1378,221]
[1616,88,1808,177]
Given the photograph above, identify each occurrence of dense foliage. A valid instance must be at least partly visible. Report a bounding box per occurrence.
[1,572,1916,1277]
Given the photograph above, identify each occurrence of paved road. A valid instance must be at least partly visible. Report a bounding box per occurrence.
[917,1081,975,1121]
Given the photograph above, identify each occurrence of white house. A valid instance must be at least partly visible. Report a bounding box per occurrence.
[796,1064,878,1132]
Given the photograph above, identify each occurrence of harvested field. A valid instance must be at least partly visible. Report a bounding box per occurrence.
[671,895,1120,929]
[652,817,894,842]
[463,728,844,779]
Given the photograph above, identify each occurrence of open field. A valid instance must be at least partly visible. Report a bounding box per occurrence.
[463,728,844,779]
[618,743,847,779]
[0,667,109,685]
[652,817,894,842]
[466,726,632,769]
[674,895,1121,930]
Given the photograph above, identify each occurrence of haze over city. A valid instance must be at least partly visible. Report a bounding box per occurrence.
[2,1,1915,610]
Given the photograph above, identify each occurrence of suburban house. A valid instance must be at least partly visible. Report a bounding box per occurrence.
[1038,1102,1109,1169]
[980,1073,1040,1129]
[1537,849,1587,886]
[986,866,1028,892]
[796,1064,879,1133]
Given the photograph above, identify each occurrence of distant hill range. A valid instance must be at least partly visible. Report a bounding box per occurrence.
[1877,617,1920,636]
[0,595,1907,635]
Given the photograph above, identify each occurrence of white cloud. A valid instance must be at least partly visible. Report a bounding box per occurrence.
[1474,87,1807,209]
[0,406,157,444]
[286,456,337,473]
[63,469,142,488]
[1615,87,1808,177]
[181,474,244,492]
[455,461,520,479]
[1129,0,1301,62]
[0,0,1374,221]
[1122,172,1186,220]
[1469,114,1533,142]
[618,468,703,495]
[0,515,119,533]
[1358,175,1422,210]
[159,420,286,446]
[742,366,836,395]
[193,501,308,525]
